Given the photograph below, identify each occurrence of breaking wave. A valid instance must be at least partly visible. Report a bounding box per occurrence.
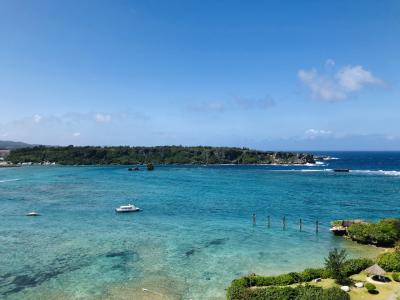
[350,170,400,176]
[0,179,21,183]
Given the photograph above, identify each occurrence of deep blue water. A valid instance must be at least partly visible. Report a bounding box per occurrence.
[0,152,399,299]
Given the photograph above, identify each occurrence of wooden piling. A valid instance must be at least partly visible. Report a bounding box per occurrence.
[299,218,303,231]
[267,215,270,228]
[316,220,319,233]
[252,213,256,225]
[283,216,286,230]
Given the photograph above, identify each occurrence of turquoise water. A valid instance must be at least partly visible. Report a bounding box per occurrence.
[1,152,400,299]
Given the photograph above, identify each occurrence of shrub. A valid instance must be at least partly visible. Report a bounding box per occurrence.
[236,268,329,289]
[226,278,249,300]
[322,287,351,300]
[248,286,299,300]
[331,220,344,226]
[342,258,374,276]
[377,252,400,272]
[299,268,330,281]
[365,283,377,294]
[394,241,400,253]
[391,272,399,282]
[246,285,350,300]
[347,219,400,247]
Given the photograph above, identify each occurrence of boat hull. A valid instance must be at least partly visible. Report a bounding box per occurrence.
[115,208,141,213]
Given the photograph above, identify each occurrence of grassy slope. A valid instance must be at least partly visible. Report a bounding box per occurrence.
[307,272,400,300]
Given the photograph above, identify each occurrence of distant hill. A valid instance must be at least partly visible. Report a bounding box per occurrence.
[0,140,33,150]
[7,145,315,165]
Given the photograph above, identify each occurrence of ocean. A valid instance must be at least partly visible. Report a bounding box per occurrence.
[0,151,399,299]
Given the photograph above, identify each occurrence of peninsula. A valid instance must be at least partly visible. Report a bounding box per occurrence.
[6,145,315,165]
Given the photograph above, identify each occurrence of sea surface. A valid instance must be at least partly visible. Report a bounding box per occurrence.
[1,151,400,299]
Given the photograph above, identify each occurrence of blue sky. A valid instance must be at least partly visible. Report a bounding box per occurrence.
[0,0,399,150]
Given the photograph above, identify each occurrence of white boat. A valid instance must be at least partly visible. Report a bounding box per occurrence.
[115,204,141,213]
[26,211,40,216]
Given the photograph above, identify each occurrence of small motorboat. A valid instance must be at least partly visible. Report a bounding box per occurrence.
[26,211,40,216]
[115,204,141,213]
[333,169,350,173]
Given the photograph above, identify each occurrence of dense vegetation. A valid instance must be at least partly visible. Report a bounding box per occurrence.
[376,251,400,272]
[228,285,349,300]
[7,145,315,165]
[347,218,400,247]
[226,254,372,300]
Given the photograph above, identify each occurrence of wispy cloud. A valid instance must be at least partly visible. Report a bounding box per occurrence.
[33,114,42,123]
[325,58,335,68]
[0,111,150,145]
[234,96,275,110]
[298,61,384,101]
[95,113,112,123]
[188,96,275,114]
[304,128,332,139]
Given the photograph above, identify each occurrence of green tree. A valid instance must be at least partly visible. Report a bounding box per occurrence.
[325,248,348,284]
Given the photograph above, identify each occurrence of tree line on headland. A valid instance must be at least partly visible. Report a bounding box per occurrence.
[7,145,315,165]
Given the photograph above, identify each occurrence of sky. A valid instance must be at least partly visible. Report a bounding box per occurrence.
[0,0,399,150]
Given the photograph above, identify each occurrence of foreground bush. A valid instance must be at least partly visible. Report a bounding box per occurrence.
[392,272,399,282]
[376,252,400,272]
[234,268,329,289]
[228,285,350,300]
[365,283,377,294]
[342,258,374,276]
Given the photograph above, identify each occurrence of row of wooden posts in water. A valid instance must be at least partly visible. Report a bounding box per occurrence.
[252,214,320,233]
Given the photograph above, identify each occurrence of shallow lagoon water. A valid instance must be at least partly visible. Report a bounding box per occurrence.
[1,152,400,299]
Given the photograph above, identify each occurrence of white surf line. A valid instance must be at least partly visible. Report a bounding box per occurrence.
[0,178,21,183]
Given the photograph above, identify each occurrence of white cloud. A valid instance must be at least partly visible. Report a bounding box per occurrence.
[298,62,383,101]
[325,58,335,67]
[234,96,275,110]
[95,113,112,123]
[305,129,332,139]
[72,132,81,137]
[33,114,42,123]
[298,69,346,100]
[335,65,382,92]
[188,96,275,114]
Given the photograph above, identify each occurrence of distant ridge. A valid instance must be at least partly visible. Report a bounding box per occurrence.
[0,140,34,150]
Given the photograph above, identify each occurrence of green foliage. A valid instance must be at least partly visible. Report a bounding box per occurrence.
[226,256,373,299]
[324,249,348,284]
[342,258,374,276]
[392,272,400,282]
[146,162,154,171]
[227,285,350,300]
[365,283,377,294]
[394,241,400,253]
[376,252,400,272]
[331,220,343,226]
[235,268,328,289]
[347,219,400,247]
[321,287,350,300]
[226,278,249,300]
[7,146,315,165]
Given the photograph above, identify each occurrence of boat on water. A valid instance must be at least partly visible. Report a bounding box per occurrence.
[26,211,40,216]
[333,169,350,173]
[115,204,141,213]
